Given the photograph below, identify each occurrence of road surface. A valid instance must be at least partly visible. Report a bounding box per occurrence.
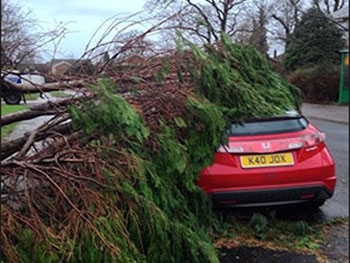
[311,118,349,219]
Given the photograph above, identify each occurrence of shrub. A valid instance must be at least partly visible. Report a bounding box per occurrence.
[288,63,340,103]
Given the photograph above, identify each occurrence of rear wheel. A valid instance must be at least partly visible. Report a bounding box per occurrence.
[3,92,22,105]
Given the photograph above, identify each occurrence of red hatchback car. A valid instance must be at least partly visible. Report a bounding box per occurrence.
[197,111,336,208]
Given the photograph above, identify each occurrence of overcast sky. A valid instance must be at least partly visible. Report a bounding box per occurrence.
[16,0,147,60]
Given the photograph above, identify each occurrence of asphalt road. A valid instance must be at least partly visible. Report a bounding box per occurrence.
[311,118,349,219]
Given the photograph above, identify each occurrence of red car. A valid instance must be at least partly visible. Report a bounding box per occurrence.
[197,111,336,208]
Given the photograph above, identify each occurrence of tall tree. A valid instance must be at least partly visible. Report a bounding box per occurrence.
[270,0,305,52]
[247,1,270,54]
[145,0,249,45]
[1,0,35,68]
[284,7,345,71]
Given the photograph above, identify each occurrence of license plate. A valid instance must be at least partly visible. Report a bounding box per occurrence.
[240,153,294,169]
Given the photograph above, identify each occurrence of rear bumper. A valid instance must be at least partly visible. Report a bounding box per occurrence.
[211,185,333,208]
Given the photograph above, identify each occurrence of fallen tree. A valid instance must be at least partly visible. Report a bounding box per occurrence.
[1,78,87,93]
[1,36,301,263]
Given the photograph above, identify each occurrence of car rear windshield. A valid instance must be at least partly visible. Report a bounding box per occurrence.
[229,117,309,136]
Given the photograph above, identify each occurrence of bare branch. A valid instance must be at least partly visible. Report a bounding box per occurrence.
[1,122,72,161]
[185,0,219,41]
[271,14,291,37]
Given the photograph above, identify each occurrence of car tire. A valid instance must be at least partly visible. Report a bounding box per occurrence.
[3,92,22,105]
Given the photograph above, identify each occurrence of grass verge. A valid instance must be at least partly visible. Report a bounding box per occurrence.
[24,91,71,100]
[1,104,28,139]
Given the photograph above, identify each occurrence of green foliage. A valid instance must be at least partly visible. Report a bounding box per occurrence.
[248,213,269,240]
[293,221,312,236]
[60,80,221,263]
[284,7,345,71]
[13,228,60,263]
[1,104,28,139]
[186,34,301,120]
[69,78,150,147]
[130,95,224,262]
[183,95,226,182]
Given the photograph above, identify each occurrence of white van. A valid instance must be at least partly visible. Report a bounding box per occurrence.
[1,72,45,104]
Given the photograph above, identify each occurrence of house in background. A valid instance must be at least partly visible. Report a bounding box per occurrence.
[17,59,75,79]
[50,59,95,77]
[14,57,94,85]
[16,58,94,83]
[50,59,77,77]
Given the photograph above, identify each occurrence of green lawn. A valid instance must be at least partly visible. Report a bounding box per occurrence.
[1,90,70,139]
[1,104,28,139]
[24,91,71,100]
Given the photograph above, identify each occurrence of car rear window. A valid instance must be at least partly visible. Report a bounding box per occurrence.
[229,117,309,136]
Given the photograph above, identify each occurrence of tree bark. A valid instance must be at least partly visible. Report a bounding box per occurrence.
[2,79,87,93]
[1,122,72,161]
[1,110,57,126]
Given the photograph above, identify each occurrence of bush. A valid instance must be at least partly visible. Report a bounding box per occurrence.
[288,63,340,103]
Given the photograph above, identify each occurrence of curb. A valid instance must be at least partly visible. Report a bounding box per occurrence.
[304,115,349,125]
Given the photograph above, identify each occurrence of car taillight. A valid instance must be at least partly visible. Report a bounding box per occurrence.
[217,145,244,153]
[304,132,325,146]
[288,132,326,150]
